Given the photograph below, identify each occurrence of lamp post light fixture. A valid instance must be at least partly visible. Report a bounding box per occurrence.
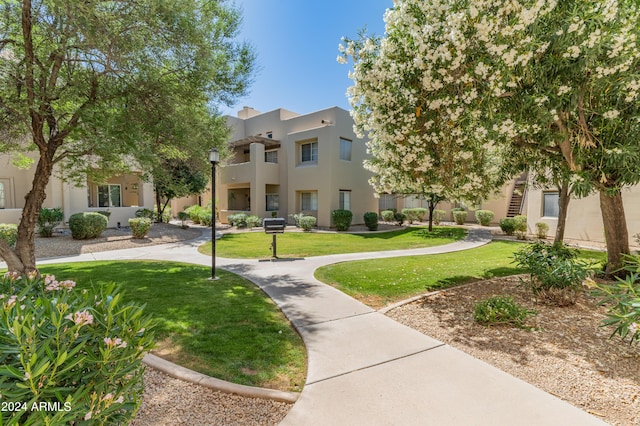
[209,147,220,280]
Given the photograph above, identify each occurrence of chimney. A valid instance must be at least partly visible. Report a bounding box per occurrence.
[238,106,261,119]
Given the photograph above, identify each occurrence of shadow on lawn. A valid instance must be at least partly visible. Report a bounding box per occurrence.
[432,266,523,289]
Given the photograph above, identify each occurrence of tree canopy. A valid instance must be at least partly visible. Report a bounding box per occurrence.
[0,0,255,272]
[342,0,640,272]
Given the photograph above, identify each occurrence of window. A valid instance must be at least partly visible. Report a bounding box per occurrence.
[542,192,559,218]
[266,193,279,211]
[340,138,352,161]
[339,190,351,210]
[301,141,318,163]
[301,192,318,211]
[0,182,4,209]
[265,150,278,163]
[404,194,421,208]
[97,184,122,208]
[379,194,395,211]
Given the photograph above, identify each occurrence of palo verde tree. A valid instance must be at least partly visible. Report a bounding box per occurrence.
[0,0,254,273]
[341,0,640,274]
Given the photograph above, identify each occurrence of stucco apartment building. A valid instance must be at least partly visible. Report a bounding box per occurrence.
[0,154,154,228]
[208,106,379,228]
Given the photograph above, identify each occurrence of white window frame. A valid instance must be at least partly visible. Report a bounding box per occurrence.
[339,190,351,210]
[301,191,318,211]
[339,138,352,161]
[300,141,318,164]
[265,150,278,164]
[542,191,559,218]
[97,184,122,208]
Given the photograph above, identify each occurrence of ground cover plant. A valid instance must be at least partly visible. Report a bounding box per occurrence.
[315,241,607,308]
[200,226,467,258]
[37,261,306,391]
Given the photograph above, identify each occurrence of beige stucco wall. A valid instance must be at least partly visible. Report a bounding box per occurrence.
[527,185,640,244]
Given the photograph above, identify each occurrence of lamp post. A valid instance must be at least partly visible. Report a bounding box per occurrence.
[209,147,220,280]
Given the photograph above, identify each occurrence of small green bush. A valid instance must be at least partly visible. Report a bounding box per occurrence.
[289,213,304,227]
[332,209,353,231]
[432,209,446,225]
[473,296,536,328]
[197,209,213,227]
[513,215,528,239]
[68,212,108,240]
[535,222,549,239]
[451,207,465,221]
[475,210,494,226]
[185,205,203,224]
[155,206,171,223]
[381,210,395,223]
[393,212,406,226]
[413,207,427,221]
[95,210,111,218]
[594,254,640,345]
[129,217,152,239]
[177,211,190,229]
[513,242,591,305]
[0,273,155,425]
[228,213,248,228]
[37,207,64,237]
[402,209,420,224]
[364,212,379,231]
[299,215,317,231]
[135,208,155,220]
[499,218,516,236]
[452,210,467,225]
[246,215,262,228]
[0,224,18,248]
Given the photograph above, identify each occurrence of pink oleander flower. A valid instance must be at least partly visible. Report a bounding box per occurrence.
[4,295,17,309]
[26,271,38,280]
[104,337,127,349]
[3,271,20,281]
[59,280,76,290]
[65,310,94,327]
[84,411,92,421]
[630,323,638,335]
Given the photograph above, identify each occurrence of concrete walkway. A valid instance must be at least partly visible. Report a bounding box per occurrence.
[27,229,604,425]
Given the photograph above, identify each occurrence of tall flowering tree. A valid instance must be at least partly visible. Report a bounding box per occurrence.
[341,0,640,273]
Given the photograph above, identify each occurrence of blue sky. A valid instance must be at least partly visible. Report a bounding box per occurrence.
[221,0,392,116]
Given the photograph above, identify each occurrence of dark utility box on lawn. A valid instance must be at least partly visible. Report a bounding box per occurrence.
[263,218,286,234]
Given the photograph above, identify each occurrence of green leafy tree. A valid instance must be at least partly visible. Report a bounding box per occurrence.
[0,0,254,273]
[341,0,640,274]
[152,157,210,222]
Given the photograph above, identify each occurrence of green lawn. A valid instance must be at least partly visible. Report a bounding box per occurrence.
[200,226,467,258]
[38,261,306,391]
[315,241,607,308]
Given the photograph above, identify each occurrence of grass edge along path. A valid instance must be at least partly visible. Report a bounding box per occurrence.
[315,241,608,309]
[200,226,467,258]
[37,260,307,392]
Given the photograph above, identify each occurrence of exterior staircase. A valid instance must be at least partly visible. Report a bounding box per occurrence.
[507,179,527,217]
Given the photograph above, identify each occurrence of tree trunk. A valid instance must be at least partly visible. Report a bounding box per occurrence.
[599,189,630,276]
[427,201,435,232]
[554,181,571,244]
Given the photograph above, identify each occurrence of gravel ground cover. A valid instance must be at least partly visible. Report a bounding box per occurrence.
[387,275,640,426]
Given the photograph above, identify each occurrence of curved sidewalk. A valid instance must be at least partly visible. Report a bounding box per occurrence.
[27,229,604,425]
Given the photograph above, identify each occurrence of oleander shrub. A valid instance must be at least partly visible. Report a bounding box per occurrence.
[37,207,64,237]
[299,215,317,231]
[499,218,516,236]
[381,210,395,223]
[68,213,108,240]
[593,255,640,345]
[513,242,591,305]
[185,205,203,224]
[227,213,248,228]
[129,218,152,239]
[535,222,549,239]
[0,224,18,248]
[289,213,304,227]
[452,210,467,225]
[475,210,494,226]
[197,209,213,227]
[363,212,379,231]
[0,272,155,425]
[177,211,190,229]
[246,215,262,228]
[473,296,536,328]
[432,209,446,225]
[332,209,353,231]
[513,215,528,239]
